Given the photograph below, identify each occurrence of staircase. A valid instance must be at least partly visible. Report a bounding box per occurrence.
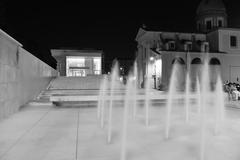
[27,79,54,106]
[28,75,106,107]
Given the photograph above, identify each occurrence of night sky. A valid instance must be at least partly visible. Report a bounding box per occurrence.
[1,0,240,69]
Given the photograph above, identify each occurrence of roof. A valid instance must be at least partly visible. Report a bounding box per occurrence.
[135,27,206,42]
[197,0,226,15]
[51,48,103,53]
[51,48,103,57]
[142,25,200,34]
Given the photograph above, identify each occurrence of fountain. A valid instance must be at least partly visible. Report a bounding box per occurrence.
[121,75,134,160]
[144,73,151,127]
[132,61,138,119]
[185,72,191,123]
[98,74,108,128]
[107,61,120,143]
[95,55,234,160]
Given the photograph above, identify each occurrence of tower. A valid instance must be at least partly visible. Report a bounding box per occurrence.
[196,0,227,33]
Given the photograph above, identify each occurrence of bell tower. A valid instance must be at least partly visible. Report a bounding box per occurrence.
[196,0,227,33]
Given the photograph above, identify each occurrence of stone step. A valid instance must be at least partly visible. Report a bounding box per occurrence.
[27,100,53,106]
[40,89,160,97]
[49,76,104,90]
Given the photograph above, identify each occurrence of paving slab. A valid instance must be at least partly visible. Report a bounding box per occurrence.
[0,106,79,160]
[0,105,52,158]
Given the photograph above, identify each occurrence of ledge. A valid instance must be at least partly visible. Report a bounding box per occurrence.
[0,28,23,47]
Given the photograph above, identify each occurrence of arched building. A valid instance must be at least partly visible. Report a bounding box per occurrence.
[135,0,240,89]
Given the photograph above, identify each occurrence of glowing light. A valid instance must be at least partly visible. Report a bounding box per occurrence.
[119,77,123,82]
[155,59,162,78]
[150,56,155,61]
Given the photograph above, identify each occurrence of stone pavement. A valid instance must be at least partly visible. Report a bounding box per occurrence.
[225,100,240,109]
[0,105,80,160]
[1,100,240,160]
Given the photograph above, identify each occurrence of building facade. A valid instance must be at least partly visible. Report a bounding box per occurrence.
[51,49,103,77]
[136,0,240,89]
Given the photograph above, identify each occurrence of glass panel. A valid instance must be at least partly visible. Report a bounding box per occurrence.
[66,57,86,77]
[230,36,237,47]
[218,20,223,27]
[155,59,162,78]
[206,20,212,30]
[93,57,101,75]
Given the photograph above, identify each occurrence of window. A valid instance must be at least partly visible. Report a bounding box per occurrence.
[169,42,175,50]
[198,23,201,31]
[187,43,192,51]
[191,58,202,65]
[93,57,101,75]
[218,20,223,27]
[209,58,221,65]
[172,57,185,65]
[230,36,237,47]
[206,20,212,30]
[66,57,86,77]
[204,43,209,52]
[184,42,192,51]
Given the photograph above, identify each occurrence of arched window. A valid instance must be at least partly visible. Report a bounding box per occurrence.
[191,58,202,64]
[209,58,221,65]
[172,57,185,65]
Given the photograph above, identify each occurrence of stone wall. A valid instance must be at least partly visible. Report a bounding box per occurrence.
[0,29,57,120]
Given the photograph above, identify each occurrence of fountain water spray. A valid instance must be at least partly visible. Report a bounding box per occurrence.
[132,61,138,119]
[120,76,133,160]
[199,54,210,160]
[99,75,108,128]
[95,55,227,160]
[98,75,107,119]
[214,74,225,135]
[185,72,191,123]
[196,77,201,114]
[107,61,119,143]
[144,75,151,126]
[165,63,180,139]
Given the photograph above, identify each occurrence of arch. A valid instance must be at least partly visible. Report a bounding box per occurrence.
[172,57,185,65]
[191,58,202,64]
[209,58,221,65]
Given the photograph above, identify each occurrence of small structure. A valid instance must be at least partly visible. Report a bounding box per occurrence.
[51,48,104,77]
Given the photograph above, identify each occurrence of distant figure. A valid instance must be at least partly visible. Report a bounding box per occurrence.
[225,83,231,100]
[230,83,240,101]
[123,76,127,85]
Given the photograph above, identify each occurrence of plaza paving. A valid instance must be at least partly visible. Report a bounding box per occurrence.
[0,100,240,160]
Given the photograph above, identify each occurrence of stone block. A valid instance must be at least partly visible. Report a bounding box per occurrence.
[1,65,7,83]
[0,83,7,101]
[0,101,5,120]
[0,65,4,83]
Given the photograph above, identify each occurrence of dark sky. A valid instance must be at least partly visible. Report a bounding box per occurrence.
[2,0,240,69]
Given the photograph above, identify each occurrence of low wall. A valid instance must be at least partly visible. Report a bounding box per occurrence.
[49,75,125,90]
[0,29,58,120]
[49,75,104,90]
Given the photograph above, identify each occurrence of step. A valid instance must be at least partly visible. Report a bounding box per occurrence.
[28,100,53,106]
